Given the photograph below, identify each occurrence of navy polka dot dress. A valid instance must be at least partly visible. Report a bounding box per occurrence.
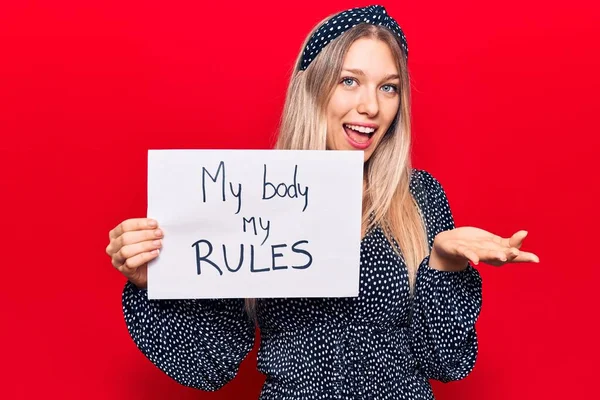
[122,169,482,399]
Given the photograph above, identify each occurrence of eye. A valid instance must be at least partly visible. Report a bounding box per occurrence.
[341,77,357,87]
[381,84,399,93]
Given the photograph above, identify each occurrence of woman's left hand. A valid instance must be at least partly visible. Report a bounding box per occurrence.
[430,227,540,272]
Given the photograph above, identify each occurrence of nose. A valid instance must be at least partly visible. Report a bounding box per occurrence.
[356,86,379,117]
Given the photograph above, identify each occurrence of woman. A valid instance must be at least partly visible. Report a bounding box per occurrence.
[106,5,539,399]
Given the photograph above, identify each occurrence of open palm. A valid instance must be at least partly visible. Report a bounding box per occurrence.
[432,226,540,269]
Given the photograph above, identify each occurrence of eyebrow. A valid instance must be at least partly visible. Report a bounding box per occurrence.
[342,68,400,81]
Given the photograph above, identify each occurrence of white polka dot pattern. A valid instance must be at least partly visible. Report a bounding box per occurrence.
[122,169,482,399]
[300,5,409,71]
[121,293,255,391]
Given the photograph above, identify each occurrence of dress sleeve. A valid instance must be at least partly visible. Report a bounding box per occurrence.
[121,282,256,391]
[409,170,483,382]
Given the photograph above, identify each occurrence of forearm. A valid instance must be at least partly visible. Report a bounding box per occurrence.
[122,282,255,390]
[410,256,482,382]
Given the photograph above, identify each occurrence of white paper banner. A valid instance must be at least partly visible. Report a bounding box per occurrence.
[146,149,363,299]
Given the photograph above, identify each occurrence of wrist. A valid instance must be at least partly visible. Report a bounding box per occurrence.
[429,249,469,272]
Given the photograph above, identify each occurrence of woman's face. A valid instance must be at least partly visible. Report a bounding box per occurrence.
[325,38,401,162]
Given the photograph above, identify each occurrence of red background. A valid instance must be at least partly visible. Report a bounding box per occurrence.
[1,1,598,398]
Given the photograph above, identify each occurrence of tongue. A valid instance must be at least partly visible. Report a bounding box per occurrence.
[344,126,369,143]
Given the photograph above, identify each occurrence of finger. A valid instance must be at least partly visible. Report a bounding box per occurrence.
[472,246,509,264]
[116,239,163,265]
[487,233,507,247]
[509,230,528,249]
[118,250,160,275]
[471,240,524,263]
[486,231,526,249]
[456,244,480,265]
[510,251,540,263]
[113,228,164,254]
[483,248,536,266]
[470,241,512,257]
[110,218,158,240]
[107,228,163,262]
[451,241,500,263]
[497,246,520,261]
[111,256,123,269]
[105,242,114,256]
[507,247,520,261]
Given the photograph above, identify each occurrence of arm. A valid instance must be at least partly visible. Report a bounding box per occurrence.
[409,171,482,382]
[122,282,256,391]
[410,257,481,382]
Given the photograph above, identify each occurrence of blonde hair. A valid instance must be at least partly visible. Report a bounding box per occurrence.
[246,18,429,315]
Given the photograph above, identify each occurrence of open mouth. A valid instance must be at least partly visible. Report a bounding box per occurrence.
[343,123,377,149]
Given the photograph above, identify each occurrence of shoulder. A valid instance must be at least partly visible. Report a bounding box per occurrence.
[409,168,446,197]
[410,168,455,233]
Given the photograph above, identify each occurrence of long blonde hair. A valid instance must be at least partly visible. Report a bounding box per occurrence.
[247,18,429,315]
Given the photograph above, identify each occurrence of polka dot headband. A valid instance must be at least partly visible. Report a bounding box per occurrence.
[300,4,409,71]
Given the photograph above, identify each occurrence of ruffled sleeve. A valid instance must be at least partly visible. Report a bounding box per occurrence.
[409,258,482,382]
[121,282,256,391]
[408,170,483,382]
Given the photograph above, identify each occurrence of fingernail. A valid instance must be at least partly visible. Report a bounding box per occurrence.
[148,219,157,228]
[153,239,162,246]
[155,229,163,237]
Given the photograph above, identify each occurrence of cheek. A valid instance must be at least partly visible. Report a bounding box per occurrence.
[327,97,344,139]
[375,101,400,138]
[383,99,401,125]
[380,95,400,118]
[370,121,392,151]
[328,91,353,120]
[368,134,385,157]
